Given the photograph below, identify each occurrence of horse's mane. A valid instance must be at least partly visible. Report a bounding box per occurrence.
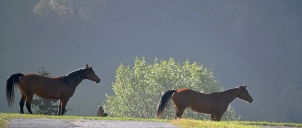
[210,88,238,94]
[61,68,86,84]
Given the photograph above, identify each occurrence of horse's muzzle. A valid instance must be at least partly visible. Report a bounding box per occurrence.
[249,99,253,103]
[96,79,101,83]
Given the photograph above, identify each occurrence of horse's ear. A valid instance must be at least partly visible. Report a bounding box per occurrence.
[86,64,89,68]
[239,84,247,89]
[90,65,93,68]
[242,84,247,88]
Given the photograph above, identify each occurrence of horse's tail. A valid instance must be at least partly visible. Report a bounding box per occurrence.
[156,90,176,118]
[6,73,24,108]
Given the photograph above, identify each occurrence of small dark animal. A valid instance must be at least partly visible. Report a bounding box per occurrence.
[97,106,108,117]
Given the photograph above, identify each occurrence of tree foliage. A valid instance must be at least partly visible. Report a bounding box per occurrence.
[104,57,237,120]
[33,0,108,24]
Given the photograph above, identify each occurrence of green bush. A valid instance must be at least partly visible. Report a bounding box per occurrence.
[104,57,237,120]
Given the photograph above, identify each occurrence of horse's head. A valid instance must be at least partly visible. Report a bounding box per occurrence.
[238,84,253,103]
[84,64,101,83]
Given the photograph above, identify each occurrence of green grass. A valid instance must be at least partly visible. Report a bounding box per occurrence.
[1,112,302,128]
[171,119,302,128]
[171,119,258,128]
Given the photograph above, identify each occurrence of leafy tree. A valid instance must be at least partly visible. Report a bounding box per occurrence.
[32,68,72,115]
[104,57,237,120]
[33,0,108,24]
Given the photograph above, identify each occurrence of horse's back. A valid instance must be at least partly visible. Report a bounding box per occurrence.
[171,88,197,108]
[18,74,64,98]
[173,88,218,114]
[18,74,41,86]
[174,88,202,96]
[173,88,196,98]
[19,74,57,85]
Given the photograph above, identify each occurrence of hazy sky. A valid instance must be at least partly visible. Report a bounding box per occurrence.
[1,0,302,123]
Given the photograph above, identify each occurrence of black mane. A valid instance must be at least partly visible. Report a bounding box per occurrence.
[61,68,86,84]
[210,88,236,94]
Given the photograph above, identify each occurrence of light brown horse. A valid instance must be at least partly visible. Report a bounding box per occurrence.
[6,64,101,115]
[156,85,253,121]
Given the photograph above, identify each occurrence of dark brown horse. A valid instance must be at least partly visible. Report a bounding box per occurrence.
[6,64,101,115]
[156,85,253,121]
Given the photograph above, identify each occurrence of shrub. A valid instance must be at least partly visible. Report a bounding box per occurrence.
[104,57,237,120]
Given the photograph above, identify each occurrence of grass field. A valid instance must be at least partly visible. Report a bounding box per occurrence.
[1,112,302,128]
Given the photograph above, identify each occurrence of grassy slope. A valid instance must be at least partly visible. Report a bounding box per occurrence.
[1,113,302,128]
[171,119,302,128]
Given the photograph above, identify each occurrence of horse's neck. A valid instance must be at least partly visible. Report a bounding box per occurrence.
[220,88,240,103]
[72,75,84,86]
[62,71,85,87]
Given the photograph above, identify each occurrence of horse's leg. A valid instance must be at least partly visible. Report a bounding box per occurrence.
[172,98,188,119]
[173,102,186,119]
[58,100,62,115]
[174,108,185,119]
[210,114,216,121]
[25,93,34,114]
[211,111,222,121]
[19,92,26,114]
[215,113,222,121]
[60,98,70,116]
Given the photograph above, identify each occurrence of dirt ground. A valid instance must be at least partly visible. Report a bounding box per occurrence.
[7,118,298,128]
[7,118,178,128]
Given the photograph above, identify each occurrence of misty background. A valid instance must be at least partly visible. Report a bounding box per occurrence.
[1,0,302,123]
